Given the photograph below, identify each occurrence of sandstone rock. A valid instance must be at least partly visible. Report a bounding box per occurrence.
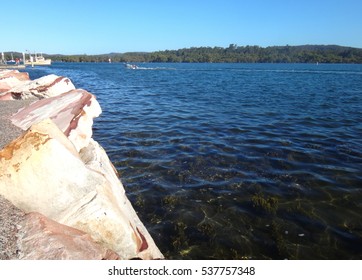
[79,139,163,259]
[0,119,163,259]
[0,194,119,260]
[0,74,75,100]
[11,89,102,151]
[0,69,29,81]
[18,212,120,260]
[0,70,30,94]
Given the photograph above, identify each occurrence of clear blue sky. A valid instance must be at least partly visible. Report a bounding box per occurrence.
[2,0,362,54]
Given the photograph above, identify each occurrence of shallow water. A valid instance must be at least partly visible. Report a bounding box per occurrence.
[27,62,362,259]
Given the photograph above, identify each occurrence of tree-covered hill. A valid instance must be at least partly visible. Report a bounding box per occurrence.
[4,45,362,63]
[138,44,362,63]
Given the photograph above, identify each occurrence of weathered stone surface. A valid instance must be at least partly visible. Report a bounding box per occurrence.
[0,69,29,81]
[0,74,75,100]
[0,119,85,216]
[0,194,119,260]
[0,119,163,259]
[10,89,102,151]
[0,70,30,94]
[18,212,120,260]
[78,139,163,260]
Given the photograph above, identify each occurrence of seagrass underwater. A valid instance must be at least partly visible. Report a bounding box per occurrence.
[24,62,362,260]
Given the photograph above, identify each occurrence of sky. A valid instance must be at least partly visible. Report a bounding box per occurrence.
[2,0,362,54]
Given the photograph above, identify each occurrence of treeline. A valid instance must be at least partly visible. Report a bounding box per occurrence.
[136,44,362,63]
[5,45,362,63]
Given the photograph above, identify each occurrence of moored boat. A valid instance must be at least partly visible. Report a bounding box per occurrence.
[24,53,51,66]
[0,52,26,69]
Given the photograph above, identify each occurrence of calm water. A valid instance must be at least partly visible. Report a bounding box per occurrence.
[27,62,362,259]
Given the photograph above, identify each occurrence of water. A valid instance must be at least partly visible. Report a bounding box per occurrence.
[26,62,362,259]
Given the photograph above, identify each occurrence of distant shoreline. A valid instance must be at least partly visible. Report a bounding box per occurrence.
[48,61,362,65]
[3,45,362,64]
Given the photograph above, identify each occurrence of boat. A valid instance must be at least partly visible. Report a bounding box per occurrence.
[0,52,26,69]
[24,52,51,66]
[125,63,138,69]
[6,53,16,64]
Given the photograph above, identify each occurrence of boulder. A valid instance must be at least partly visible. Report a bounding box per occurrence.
[0,70,29,81]
[0,74,75,100]
[18,212,120,260]
[0,70,30,94]
[0,119,163,259]
[79,139,163,259]
[0,194,119,260]
[11,89,101,151]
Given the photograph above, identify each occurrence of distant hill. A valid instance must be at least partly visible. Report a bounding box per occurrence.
[4,45,362,63]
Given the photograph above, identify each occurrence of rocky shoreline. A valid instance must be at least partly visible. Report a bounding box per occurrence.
[0,69,163,260]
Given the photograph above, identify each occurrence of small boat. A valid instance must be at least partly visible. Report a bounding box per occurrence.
[125,63,138,69]
[24,53,51,66]
[6,53,16,64]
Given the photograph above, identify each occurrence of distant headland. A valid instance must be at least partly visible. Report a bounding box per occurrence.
[3,44,362,63]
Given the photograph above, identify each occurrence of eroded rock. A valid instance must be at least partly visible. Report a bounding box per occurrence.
[0,195,119,260]
[0,74,75,100]
[0,119,163,259]
[18,212,120,260]
[11,89,102,151]
[0,70,30,94]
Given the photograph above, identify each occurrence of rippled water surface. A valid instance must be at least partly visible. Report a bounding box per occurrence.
[28,63,362,259]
